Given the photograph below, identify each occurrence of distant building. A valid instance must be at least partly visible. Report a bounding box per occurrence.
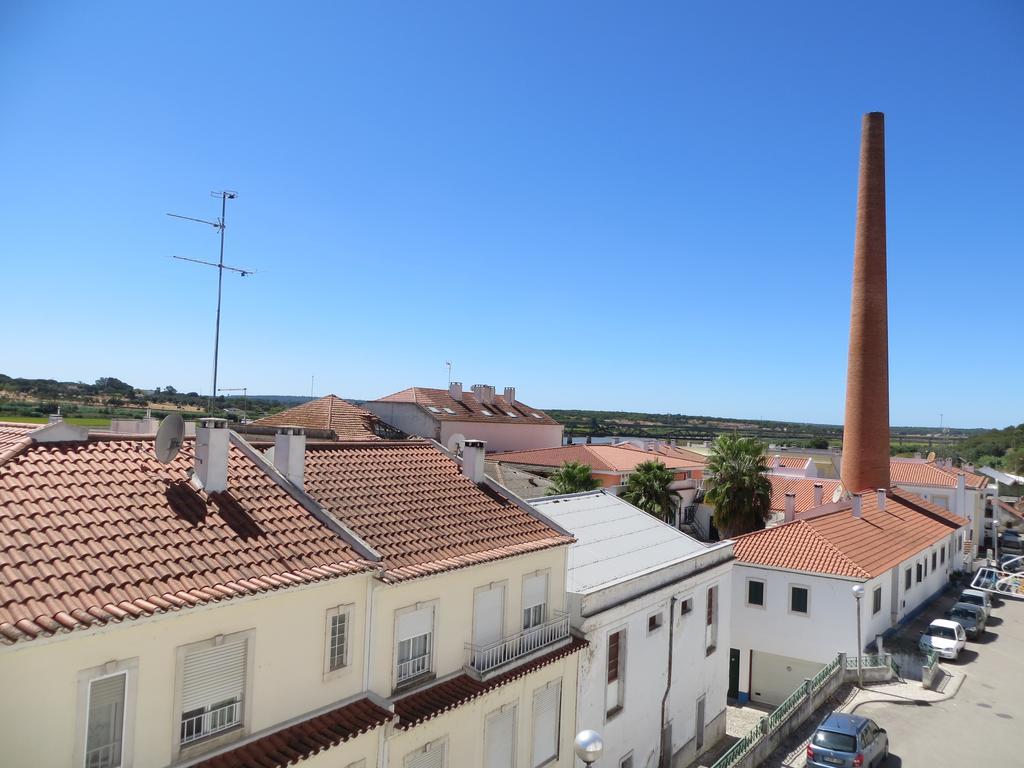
[533,491,734,768]
[249,394,391,441]
[365,383,563,452]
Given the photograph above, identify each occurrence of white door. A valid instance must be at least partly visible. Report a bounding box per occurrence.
[484,706,516,768]
[750,650,824,706]
[474,585,506,648]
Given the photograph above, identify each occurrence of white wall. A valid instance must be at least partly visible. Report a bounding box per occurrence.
[364,402,441,441]
[440,420,564,453]
[573,559,732,768]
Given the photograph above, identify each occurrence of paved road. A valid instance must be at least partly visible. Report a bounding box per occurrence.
[849,595,1024,766]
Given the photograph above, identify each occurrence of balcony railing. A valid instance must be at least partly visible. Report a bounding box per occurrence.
[85,741,122,768]
[396,651,432,684]
[467,611,570,674]
[180,700,241,745]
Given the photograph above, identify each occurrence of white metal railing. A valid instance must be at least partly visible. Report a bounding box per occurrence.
[179,700,241,745]
[467,611,569,674]
[85,741,122,768]
[396,652,432,683]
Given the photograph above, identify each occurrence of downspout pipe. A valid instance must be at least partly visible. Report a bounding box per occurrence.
[660,595,678,768]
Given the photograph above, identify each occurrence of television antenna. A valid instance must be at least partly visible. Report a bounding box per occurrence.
[218,387,248,423]
[154,413,186,463]
[167,190,254,412]
[445,360,452,386]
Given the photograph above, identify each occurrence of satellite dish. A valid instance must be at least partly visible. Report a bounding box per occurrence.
[447,433,467,454]
[155,414,185,463]
[926,451,936,463]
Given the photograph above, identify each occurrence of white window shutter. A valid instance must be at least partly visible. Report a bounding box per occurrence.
[485,707,516,768]
[182,639,247,711]
[531,681,561,767]
[86,673,126,764]
[523,574,548,609]
[397,607,434,642]
[406,742,446,768]
[474,586,505,647]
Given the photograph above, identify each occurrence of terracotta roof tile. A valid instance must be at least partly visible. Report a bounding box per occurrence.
[191,697,394,768]
[767,454,812,468]
[374,387,559,426]
[735,487,968,579]
[302,442,572,582]
[252,395,382,441]
[493,444,703,474]
[393,636,587,728]
[889,459,989,490]
[0,436,372,644]
[0,422,40,463]
[768,476,843,513]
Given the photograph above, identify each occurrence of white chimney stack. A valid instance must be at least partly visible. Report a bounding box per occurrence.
[195,418,230,493]
[503,386,516,405]
[449,381,463,401]
[273,426,306,489]
[876,488,886,511]
[784,492,796,523]
[813,483,824,507]
[852,494,863,518]
[471,384,495,404]
[462,439,486,484]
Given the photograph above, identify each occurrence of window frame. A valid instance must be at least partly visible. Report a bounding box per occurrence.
[172,629,254,762]
[789,584,810,616]
[916,563,923,583]
[393,600,439,691]
[483,703,517,768]
[324,604,354,680]
[404,737,448,768]
[75,658,138,768]
[746,578,766,608]
[522,569,551,631]
[905,568,912,591]
[530,678,562,767]
[605,628,626,718]
[647,611,664,634]
[705,584,719,655]
[872,586,882,615]
[932,551,937,570]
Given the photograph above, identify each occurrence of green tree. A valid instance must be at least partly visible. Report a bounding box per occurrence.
[704,434,772,537]
[1006,445,1024,475]
[621,460,676,520]
[546,461,601,495]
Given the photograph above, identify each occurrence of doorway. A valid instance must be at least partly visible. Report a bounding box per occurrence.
[728,648,740,700]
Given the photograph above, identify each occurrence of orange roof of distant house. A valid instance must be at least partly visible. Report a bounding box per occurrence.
[767,454,813,469]
[768,476,843,513]
[493,444,704,474]
[889,459,989,490]
[0,435,374,645]
[734,487,968,579]
[252,395,381,441]
[374,387,560,426]
[617,442,708,464]
[301,441,573,582]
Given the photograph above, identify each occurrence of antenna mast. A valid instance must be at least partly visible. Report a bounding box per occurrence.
[167,191,254,412]
[217,387,248,423]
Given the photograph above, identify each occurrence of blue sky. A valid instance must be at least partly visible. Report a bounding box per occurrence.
[1,2,1021,428]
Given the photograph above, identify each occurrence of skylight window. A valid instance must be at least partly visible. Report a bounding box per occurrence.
[531,413,543,419]
[481,409,493,416]
[442,407,456,415]
[427,406,441,413]
[505,411,518,418]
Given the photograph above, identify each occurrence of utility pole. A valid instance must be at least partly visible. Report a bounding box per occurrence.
[168,191,253,413]
[445,360,452,386]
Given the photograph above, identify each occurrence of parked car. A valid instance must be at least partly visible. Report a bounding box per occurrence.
[919,618,967,660]
[945,602,986,639]
[1000,530,1023,554]
[959,588,993,621]
[806,712,889,768]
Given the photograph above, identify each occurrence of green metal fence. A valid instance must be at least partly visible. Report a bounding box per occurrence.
[711,654,842,768]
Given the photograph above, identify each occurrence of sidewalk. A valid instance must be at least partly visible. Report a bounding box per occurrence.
[845,668,966,709]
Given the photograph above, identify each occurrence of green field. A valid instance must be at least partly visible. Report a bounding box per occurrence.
[1,415,112,427]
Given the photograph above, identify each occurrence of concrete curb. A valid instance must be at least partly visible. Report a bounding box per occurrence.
[843,672,966,713]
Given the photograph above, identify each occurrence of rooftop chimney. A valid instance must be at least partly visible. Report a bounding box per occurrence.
[841,112,891,494]
[461,439,486,484]
[852,494,863,518]
[813,483,824,507]
[503,386,516,405]
[876,487,886,511]
[449,381,463,401]
[471,384,496,405]
[784,492,797,523]
[195,418,229,493]
[273,426,306,489]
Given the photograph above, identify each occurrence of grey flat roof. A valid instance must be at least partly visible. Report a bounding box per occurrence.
[531,490,710,594]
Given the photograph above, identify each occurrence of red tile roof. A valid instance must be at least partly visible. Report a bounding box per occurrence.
[301,442,572,583]
[191,697,394,768]
[768,476,843,513]
[375,387,560,426]
[615,442,708,465]
[996,498,1024,520]
[734,487,968,579]
[493,444,703,474]
[0,422,40,463]
[0,435,373,645]
[889,459,989,490]
[767,454,812,469]
[252,395,382,441]
[393,636,587,729]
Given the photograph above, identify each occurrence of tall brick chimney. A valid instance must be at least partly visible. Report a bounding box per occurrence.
[841,112,891,493]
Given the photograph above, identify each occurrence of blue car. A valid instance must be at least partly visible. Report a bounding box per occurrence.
[806,712,889,767]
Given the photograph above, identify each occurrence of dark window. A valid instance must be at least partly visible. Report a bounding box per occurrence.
[680,599,692,616]
[747,580,765,606]
[932,552,937,570]
[812,729,857,753]
[905,568,912,590]
[706,587,716,627]
[941,548,946,565]
[872,587,882,615]
[790,586,809,614]
[607,631,622,683]
[916,563,923,583]
[648,613,663,632]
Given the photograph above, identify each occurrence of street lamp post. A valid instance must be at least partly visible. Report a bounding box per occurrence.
[851,584,865,687]
[574,730,604,766]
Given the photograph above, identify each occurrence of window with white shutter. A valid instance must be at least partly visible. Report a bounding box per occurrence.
[85,673,126,768]
[485,706,516,768]
[404,740,446,768]
[396,605,435,685]
[523,573,548,630]
[179,637,247,745]
[531,680,561,767]
[325,605,352,675]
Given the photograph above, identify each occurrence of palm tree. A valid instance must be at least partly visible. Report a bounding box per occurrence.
[546,461,601,495]
[621,460,676,521]
[703,434,772,537]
